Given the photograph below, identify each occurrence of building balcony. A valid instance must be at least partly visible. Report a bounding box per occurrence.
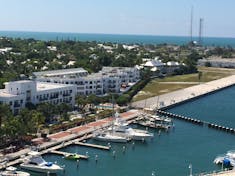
[39,98,48,101]
[14,103,21,108]
[50,95,59,99]
[63,93,71,97]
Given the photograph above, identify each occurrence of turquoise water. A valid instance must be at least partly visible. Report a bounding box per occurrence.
[23,86,235,176]
[1,31,235,47]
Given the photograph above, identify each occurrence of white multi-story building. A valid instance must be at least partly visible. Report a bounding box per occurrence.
[33,67,140,96]
[0,80,76,114]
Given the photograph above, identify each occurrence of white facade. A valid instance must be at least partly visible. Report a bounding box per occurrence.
[33,67,140,96]
[0,80,76,114]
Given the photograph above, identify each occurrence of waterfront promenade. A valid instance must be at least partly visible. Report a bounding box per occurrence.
[132,75,235,110]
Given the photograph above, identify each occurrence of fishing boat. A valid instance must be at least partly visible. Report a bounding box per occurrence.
[93,131,130,143]
[0,166,30,176]
[64,153,80,160]
[20,151,63,174]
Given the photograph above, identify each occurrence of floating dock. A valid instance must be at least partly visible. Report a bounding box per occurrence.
[49,150,88,160]
[157,110,235,134]
[73,141,110,150]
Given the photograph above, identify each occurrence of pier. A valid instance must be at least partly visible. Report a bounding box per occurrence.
[49,150,88,159]
[156,110,203,126]
[72,141,110,150]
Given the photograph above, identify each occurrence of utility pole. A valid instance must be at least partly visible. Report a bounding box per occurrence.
[190,6,194,43]
[198,18,204,46]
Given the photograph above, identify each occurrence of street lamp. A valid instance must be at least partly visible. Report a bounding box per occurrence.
[189,164,192,176]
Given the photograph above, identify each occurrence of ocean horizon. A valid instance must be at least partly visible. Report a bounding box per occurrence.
[1,30,235,47]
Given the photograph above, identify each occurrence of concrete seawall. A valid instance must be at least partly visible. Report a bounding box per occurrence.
[132,75,235,110]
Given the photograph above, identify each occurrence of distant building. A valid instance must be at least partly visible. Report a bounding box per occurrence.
[33,67,140,96]
[142,57,165,74]
[0,80,76,114]
[165,61,181,74]
[198,57,235,68]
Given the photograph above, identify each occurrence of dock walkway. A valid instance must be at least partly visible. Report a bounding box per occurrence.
[49,150,88,159]
[73,141,110,150]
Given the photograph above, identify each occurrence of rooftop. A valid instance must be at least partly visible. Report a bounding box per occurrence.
[0,90,19,98]
[33,68,88,77]
[37,82,75,92]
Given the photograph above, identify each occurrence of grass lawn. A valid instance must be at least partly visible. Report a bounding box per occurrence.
[132,67,235,102]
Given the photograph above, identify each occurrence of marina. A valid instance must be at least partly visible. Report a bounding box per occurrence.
[1,76,235,175]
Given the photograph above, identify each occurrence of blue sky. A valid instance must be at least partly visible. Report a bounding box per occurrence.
[0,0,234,37]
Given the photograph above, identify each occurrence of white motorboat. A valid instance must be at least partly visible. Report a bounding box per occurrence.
[111,125,154,141]
[226,150,235,159]
[93,132,130,143]
[0,166,30,176]
[20,151,63,174]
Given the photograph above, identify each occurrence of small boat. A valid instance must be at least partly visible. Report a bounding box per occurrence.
[214,154,235,167]
[64,153,80,160]
[136,120,171,130]
[20,151,63,174]
[0,166,30,176]
[149,114,172,123]
[93,132,130,143]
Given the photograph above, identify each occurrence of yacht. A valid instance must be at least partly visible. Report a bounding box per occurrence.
[111,113,154,141]
[20,151,63,174]
[0,166,30,176]
[111,124,154,141]
[93,131,130,143]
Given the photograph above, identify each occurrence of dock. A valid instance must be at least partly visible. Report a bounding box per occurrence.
[49,150,88,159]
[73,141,110,150]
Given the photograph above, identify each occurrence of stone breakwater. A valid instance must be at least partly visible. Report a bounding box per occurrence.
[132,75,235,110]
